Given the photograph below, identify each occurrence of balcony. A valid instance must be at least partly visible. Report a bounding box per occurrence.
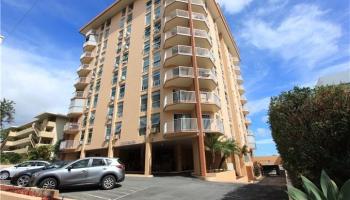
[236,75,243,84]
[164,66,217,90]
[164,90,220,112]
[240,95,247,104]
[164,0,206,15]
[164,9,209,32]
[11,146,29,154]
[164,118,198,137]
[7,127,34,138]
[164,45,214,68]
[72,91,85,99]
[164,26,211,49]
[59,140,80,150]
[202,118,224,134]
[6,137,31,147]
[74,77,88,90]
[245,118,252,125]
[63,122,80,134]
[234,66,241,75]
[67,99,85,117]
[83,40,97,51]
[242,106,249,115]
[80,51,93,64]
[39,131,54,138]
[77,64,91,77]
[238,85,245,94]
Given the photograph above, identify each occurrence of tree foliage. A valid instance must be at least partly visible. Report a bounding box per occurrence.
[0,152,23,164]
[0,98,15,130]
[268,85,350,188]
[28,145,53,161]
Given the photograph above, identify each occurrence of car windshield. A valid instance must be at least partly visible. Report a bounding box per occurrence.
[45,161,71,169]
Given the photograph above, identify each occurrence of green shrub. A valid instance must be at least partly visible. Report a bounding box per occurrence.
[268,85,350,187]
[0,152,23,164]
[288,170,350,200]
[28,145,53,161]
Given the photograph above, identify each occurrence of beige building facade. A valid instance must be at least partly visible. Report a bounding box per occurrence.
[61,0,256,180]
[1,113,67,154]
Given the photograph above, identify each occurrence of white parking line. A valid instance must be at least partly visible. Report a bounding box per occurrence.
[86,193,111,200]
[113,187,150,200]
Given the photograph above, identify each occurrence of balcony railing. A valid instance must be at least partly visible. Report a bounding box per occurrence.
[165,90,196,107]
[73,91,84,98]
[68,99,85,116]
[164,26,211,48]
[238,85,245,94]
[64,122,80,133]
[59,140,80,150]
[202,118,224,133]
[242,106,249,115]
[165,9,189,23]
[236,75,243,84]
[76,77,88,84]
[240,95,247,104]
[164,9,209,32]
[200,92,220,107]
[164,66,194,80]
[80,51,93,63]
[83,40,97,51]
[198,68,217,82]
[164,118,198,134]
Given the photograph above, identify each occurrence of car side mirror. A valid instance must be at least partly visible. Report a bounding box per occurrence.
[67,166,72,171]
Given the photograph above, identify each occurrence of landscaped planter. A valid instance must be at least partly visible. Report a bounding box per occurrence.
[0,184,60,200]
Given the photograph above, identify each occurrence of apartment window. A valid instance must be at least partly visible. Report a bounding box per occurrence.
[154,0,161,6]
[153,71,160,87]
[106,18,111,26]
[145,13,151,26]
[119,85,125,99]
[105,125,111,140]
[95,80,101,91]
[154,6,161,19]
[125,38,130,50]
[142,75,148,91]
[111,87,116,99]
[126,24,131,36]
[154,21,161,34]
[108,105,114,116]
[140,95,148,112]
[99,33,103,42]
[82,114,87,127]
[121,67,127,81]
[93,95,98,108]
[97,67,103,77]
[152,91,160,108]
[128,3,134,11]
[112,72,118,84]
[104,28,110,39]
[103,40,108,50]
[122,52,128,63]
[153,51,161,68]
[115,122,122,135]
[139,116,147,135]
[144,27,151,40]
[143,56,149,72]
[127,13,133,24]
[117,42,122,53]
[144,40,150,54]
[117,102,123,117]
[153,36,161,49]
[151,113,160,133]
[115,56,120,67]
[119,17,125,28]
[89,111,95,125]
[146,0,152,12]
[121,8,126,16]
[80,131,85,143]
[87,129,93,144]
[86,98,91,108]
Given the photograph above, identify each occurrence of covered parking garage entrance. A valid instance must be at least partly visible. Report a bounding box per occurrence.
[152,139,194,175]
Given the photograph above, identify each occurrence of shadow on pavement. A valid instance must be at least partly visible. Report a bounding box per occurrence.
[60,183,122,193]
[221,176,288,200]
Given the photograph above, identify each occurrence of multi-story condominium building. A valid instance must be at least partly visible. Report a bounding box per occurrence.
[1,113,67,154]
[61,0,256,180]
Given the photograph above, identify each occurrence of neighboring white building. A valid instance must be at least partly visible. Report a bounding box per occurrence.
[316,69,350,86]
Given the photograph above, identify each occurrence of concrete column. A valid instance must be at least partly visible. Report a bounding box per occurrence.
[80,150,85,158]
[234,154,242,176]
[144,142,152,175]
[176,144,182,172]
[192,138,200,176]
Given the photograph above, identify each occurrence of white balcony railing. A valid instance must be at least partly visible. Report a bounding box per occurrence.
[202,118,224,133]
[73,91,84,98]
[198,68,217,81]
[64,122,80,132]
[164,118,198,133]
[165,45,213,61]
[200,92,220,107]
[59,140,80,150]
[164,66,194,80]
[164,90,196,107]
[76,77,88,84]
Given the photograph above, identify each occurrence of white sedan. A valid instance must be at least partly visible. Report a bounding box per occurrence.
[0,160,50,180]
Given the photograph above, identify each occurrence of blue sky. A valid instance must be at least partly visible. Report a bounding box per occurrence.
[1,0,349,156]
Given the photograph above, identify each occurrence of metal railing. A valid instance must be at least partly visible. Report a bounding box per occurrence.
[200,92,220,107]
[59,140,80,150]
[164,90,196,107]
[195,47,214,61]
[64,122,80,132]
[76,77,88,84]
[164,118,198,133]
[198,68,217,82]
[202,118,224,133]
[73,91,84,98]
[165,26,191,40]
[164,66,194,81]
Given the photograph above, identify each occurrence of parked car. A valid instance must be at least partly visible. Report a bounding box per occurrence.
[0,160,50,180]
[31,157,125,190]
[11,161,70,187]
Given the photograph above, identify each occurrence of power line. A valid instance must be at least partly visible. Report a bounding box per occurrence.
[6,0,40,37]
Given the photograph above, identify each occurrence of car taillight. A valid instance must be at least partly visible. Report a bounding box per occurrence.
[116,164,124,170]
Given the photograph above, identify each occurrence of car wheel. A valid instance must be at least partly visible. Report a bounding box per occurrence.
[0,171,9,180]
[101,175,116,190]
[39,177,57,189]
[17,175,31,187]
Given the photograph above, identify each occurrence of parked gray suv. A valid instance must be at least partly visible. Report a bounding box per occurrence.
[30,157,125,190]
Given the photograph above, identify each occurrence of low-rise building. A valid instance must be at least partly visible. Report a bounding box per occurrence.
[1,113,67,154]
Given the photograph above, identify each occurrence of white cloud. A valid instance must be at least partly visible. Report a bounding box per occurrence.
[246,97,270,115]
[255,128,271,137]
[1,45,76,125]
[261,115,269,123]
[217,0,253,14]
[256,138,274,145]
[241,4,342,67]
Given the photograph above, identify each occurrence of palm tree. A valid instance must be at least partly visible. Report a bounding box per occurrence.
[205,134,221,170]
[217,139,241,170]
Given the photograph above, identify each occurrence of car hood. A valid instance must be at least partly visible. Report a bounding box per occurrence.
[0,166,15,171]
